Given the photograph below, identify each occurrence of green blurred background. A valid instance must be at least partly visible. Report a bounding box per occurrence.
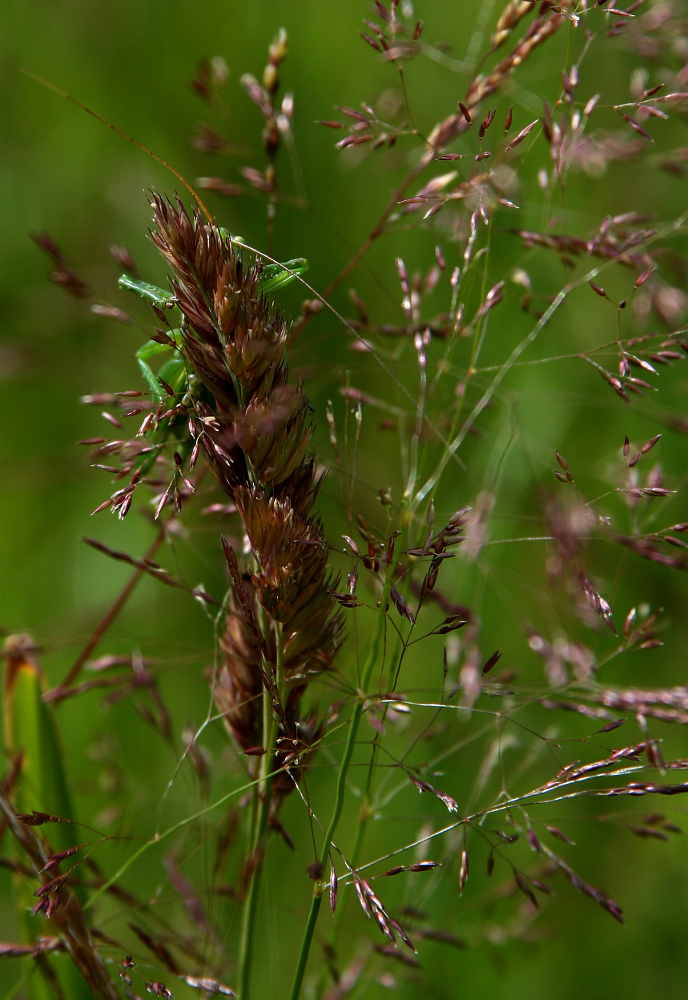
[2,1,688,998]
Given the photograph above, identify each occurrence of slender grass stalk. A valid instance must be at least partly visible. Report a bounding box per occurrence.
[289,550,399,1000]
[85,768,282,912]
[238,623,283,1000]
[315,619,410,997]
[315,745,378,1000]
[237,764,262,1000]
[50,526,166,700]
[288,708,363,1000]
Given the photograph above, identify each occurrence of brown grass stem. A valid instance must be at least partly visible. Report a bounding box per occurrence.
[50,525,167,701]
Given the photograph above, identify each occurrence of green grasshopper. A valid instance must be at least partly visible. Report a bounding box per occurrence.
[119,255,308,476]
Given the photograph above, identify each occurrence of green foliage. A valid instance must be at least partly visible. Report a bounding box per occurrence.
[3,3,688,1000]
[3,644,92,999]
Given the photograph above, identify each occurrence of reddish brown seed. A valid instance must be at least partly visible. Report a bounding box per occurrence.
[146,983,173,999]
[633,267,657,288]
[390,584,416,625]
[389,917,416,952]
[354,876,372,918]
[623,113,653,141]
[91,304,132,324]
[436,617,468,635]
[598,718,627,733]
[584,94,600,117]
[360,32,381,51]
[459,849,468,896]
[458,102,472,124]
[424,201,444,219]
[102,411,123,429]
[623,607,637,635]
[337,105,369,122]
[546,825,575,845]
[482,649,502,675]
[342,534,361,557]
[91,498,113,515]
[138,413,154,435]
[641,434,661,454]
[506,118,538,149]
[34,874,69,897]
[158,378,176,397]
[514,872,539,909]
[336,134,374,149]
[109,243,138,276]
[31,231,90,298]
[182,977,236,996]
[39,846,80,873]
[526,827,542,853]
[17,811,62,826]
[629,824,669,841]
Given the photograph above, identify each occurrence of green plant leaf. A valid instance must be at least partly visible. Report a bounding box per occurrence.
[3,639,92,1000]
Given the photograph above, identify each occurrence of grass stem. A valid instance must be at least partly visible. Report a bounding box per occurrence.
[238,622,283,1000]
[289,554,399,1000]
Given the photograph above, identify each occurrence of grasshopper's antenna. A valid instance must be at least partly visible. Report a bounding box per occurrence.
[22,69,213,224]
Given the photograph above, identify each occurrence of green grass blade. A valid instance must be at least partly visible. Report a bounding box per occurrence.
[3,637,93,1000]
